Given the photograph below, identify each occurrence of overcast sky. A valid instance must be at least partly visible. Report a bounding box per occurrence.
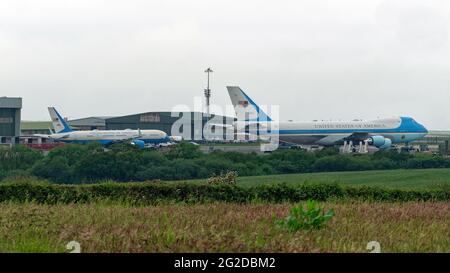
[1,0,450,129]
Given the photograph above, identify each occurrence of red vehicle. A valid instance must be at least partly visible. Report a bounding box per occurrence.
[23,143,66,151]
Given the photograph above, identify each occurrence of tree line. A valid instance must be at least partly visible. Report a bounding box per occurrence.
[0,142,449,183]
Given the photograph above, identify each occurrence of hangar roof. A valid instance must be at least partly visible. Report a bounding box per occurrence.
[68,116,114,127]
[21,121,52,130]
[424,131,450,138]
[0,97,22,108]
[106,111,234,122]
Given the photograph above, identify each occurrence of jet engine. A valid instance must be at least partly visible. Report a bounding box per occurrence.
[379,138,392,150]
[131,140,146,149]
[367,135,392,150]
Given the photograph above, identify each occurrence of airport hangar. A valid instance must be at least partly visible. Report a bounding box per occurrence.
[0,97,22,146]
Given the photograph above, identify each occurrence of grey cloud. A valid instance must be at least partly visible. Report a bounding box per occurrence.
[1,0,449,129]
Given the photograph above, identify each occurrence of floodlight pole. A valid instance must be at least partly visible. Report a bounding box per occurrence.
[204,67,213,117]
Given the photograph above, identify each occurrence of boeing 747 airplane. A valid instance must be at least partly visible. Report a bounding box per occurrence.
[35,107,172,148]
[226,86,428,151]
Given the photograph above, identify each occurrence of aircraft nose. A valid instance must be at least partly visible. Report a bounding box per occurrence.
[416,120,428,133]
[421,124,428,134]
[161,132,170,141]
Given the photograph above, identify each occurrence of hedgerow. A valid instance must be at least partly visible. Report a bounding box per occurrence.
[0,181,447,204]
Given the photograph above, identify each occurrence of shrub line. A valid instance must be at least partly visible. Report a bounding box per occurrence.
[0,182,447,204]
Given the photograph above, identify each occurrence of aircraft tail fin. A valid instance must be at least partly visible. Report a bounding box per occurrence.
[48,107,73,133]
[226,86,272,122]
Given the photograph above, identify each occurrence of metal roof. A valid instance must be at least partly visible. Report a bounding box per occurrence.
[0,97,22,108]
[106,111,234,121]
[424,131,450,137]
[21,121,53,130]
[68,116,113,127]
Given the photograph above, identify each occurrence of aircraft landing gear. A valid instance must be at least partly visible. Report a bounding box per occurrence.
[341,140,369,154]
[342,140,353,153]
[358,140,369,154]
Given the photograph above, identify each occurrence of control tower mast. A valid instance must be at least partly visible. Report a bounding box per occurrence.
[204,67,213,117]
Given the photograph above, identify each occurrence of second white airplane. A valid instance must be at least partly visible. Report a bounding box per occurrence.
[35,107,172,148]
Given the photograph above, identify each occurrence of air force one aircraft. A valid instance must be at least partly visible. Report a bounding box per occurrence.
[226,86,428,150]
[35,107,172,148]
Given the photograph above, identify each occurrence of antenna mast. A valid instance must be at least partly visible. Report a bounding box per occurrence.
[204,67,213,117]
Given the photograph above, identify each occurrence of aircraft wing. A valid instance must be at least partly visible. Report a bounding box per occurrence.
[343,132,372,142]
[33,134,51,139]
[106,137,141,146]
[315,132,371,145]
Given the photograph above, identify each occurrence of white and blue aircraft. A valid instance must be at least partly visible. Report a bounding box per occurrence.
[35,107,172,148]
[226,86,428,151]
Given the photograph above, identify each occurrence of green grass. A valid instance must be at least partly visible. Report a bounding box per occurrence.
[175,168,450,190]
[0,202,448,252]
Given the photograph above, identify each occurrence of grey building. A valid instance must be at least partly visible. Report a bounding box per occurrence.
[0,97,22,145]
[68,116,113,131]
[412,130,450,155]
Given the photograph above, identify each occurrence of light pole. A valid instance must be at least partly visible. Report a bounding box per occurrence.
[204,67,213,117]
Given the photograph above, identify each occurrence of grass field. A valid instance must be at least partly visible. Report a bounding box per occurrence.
[1,169,449,252]
[0,201,448,253]
[175,168,450,189]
